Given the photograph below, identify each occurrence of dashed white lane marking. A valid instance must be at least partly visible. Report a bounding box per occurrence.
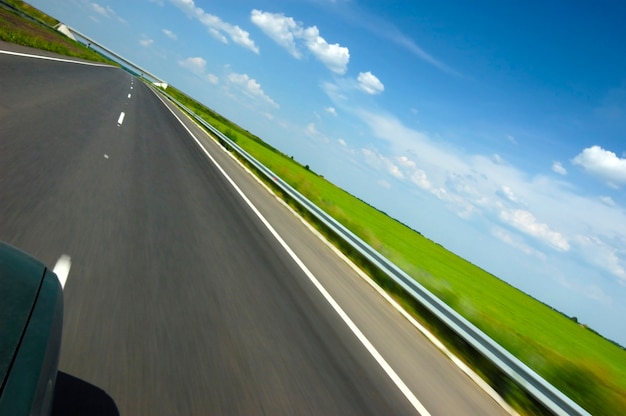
[128,93,131,99]
[152,91,432,416]
[117,112,125,125]
[53,255,72,289]
[104,154,109,159]
[0,49,112,67]
[130,86,133,90]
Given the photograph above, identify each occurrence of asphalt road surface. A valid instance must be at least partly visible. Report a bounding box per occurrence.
[0,42,509,415]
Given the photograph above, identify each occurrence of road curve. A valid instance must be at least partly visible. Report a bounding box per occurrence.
[0,42,509,416]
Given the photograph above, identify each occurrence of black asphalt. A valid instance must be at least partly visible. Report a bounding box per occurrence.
[0,46,420,415]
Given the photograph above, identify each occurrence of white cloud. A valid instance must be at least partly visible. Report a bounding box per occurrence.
[397,155,416,170]
[361,148,404,179]
[506,135,517,144]
[325,107,337,116]
[226,72,278,108]
[250,10,300,57]
[90,2,125,23]
[572,145,626,188]
[554,274,613,305]
[305,123,330,143]
[170,0,258,53]
[574,235,626,285]
[552,161,567,175]
[500,209,570,251]
[139,38,154,47]
[207,73,219,84]
[410,169,431,190]
[492,227,546,260]
[600,196,616,207]
[302,26,350,74]
[492,154,505,165]
[251,10,349,74]
[91,2,112,17]
[178,57,206,76]
[499,185,519,203]
[162,29,177,40]
[357,71,384,95]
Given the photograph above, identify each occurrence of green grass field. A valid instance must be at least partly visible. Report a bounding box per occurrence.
[166,87,626,415]
[3,2,625,412]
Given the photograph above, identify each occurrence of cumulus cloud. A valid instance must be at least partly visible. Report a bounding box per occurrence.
[162,29,177,40]
[251,10,350,74]
[357,71,384,95]
[325,107,337,116]
[552,161,567,175]
[572,145,626,188]
[250,10,300,57]
[226,72,278,108]
[500,209,570,251]
[178,56,206,76]
[170,0,258,53]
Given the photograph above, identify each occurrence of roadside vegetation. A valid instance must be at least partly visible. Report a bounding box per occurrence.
[0,1,114,64]
[5,3,626,414]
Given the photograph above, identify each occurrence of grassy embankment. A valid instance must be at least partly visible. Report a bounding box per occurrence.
[0,0,114,64]
[164,87,626,416]
[3,2,625,414]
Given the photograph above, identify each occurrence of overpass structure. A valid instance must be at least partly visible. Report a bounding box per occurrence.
[62,25,167,87]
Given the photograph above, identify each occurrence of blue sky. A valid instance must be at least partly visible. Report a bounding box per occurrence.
[29,0,626,346]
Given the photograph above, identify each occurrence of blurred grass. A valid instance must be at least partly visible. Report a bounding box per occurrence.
[0,1,115,64]
[165,87,626,415]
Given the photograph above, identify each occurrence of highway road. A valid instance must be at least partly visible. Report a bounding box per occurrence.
[0,42,510,415]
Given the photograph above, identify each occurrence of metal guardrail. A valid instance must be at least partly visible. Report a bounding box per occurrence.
[159,90,590,416]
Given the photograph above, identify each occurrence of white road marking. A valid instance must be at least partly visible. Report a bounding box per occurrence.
[153,92,431,416]
[117,112,125,125]
[104,154,109,159]
[53,255,72,289]
[130,86,133,90]
[0,49,112,67]
[128,93,131,99]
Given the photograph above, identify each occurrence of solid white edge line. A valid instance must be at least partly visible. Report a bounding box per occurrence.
[53,255,72,290]
[151,91,431,416]
[117,112,125,125]
[0,49,113,67]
